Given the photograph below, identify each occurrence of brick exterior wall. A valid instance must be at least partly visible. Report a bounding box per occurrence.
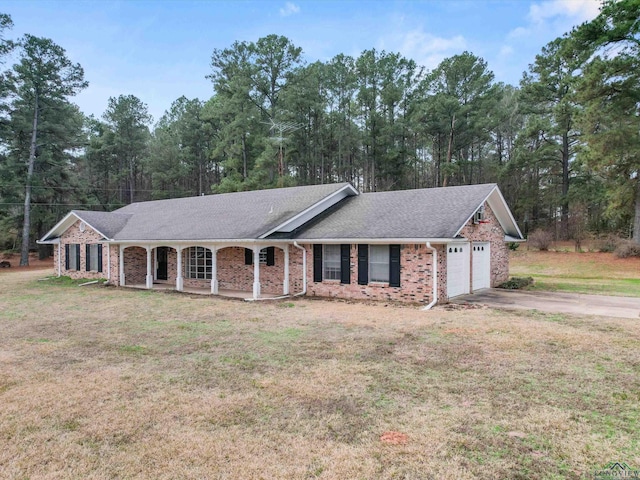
[457,202,510,289]
[55,220,109,281]
[303,201,509,305]
[123,247,147,285]
[303,243,439,305]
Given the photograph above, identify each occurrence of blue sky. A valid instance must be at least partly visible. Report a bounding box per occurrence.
[4,0,600,122]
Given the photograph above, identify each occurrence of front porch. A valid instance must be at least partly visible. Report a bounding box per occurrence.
[116,243,304,300]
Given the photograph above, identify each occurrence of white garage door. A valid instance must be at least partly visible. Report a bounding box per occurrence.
[472,242,491,291]
[447,243,470,298]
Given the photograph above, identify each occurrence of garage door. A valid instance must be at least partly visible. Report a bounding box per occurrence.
[472,242,491,291]
[447,243,470,298]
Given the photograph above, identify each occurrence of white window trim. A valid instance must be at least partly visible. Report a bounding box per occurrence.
[185,246,212,280]
[323,244,341,281]
[369,244,390,283]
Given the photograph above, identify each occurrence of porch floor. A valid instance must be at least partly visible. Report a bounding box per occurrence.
[125,283,284,300]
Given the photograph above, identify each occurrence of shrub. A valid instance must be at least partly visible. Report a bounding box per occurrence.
[508,242,520,251]
[497,277,534,290]
[614,240,640,258]
[527,229,553,251]
[594,234,623,253]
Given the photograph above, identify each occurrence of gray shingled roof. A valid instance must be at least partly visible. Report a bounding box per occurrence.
[108,183,350,240]
[72,211,132,239]
[294,184,497,239]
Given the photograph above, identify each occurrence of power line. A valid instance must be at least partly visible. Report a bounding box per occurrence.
[0,202,125,207]
[0,183,188,193]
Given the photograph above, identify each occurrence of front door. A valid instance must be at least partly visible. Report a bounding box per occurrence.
[157,247,168,281]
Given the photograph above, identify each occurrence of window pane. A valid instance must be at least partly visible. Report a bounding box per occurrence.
[68,244,78,270]
[369,245,389,282]
[90,244,99,272]
[323,245,341,280]
[185,247,212,279]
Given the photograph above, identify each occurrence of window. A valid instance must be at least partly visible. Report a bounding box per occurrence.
[323,245,341,280]
[185,247,212,279]
[66,244,80,271]
[369,245,390,282]
[245,247,274,266]
[86,244,102,272]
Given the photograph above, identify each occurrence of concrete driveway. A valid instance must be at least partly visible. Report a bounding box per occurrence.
[452,289,640,319]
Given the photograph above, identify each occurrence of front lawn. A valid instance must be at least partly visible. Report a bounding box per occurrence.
[510,250,640,297]
[0,269,638,479]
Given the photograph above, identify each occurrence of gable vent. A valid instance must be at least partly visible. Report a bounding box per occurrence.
[473,206,485,224]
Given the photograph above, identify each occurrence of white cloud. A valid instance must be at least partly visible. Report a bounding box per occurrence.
[380,28,467,70]
[279,2,300,17]
[499,45,514,58]
[509,0,600,38]
[529,0,600,24]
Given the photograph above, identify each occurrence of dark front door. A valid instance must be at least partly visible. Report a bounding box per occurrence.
[157,247,168,281]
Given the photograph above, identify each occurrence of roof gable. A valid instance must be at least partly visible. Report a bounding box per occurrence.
[293,183,522,240]
[39,210,132,243]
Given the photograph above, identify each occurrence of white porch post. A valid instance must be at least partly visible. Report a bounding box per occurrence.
[146,246,153,289]
[283,245,290,295]
[176,246,183,292]
[119,245,125,286]
[211,246,219,294]
[252,246,261,299]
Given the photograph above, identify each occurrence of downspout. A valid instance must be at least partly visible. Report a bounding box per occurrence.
[293,241,307,297]
[106,243,111,282]
[422,242,438,310]
[57,242,61,277]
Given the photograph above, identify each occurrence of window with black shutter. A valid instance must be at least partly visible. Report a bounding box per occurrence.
[244,248,253,265]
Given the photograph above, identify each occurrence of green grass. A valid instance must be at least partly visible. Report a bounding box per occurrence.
[526,275,640,296]
[510,251,640,297]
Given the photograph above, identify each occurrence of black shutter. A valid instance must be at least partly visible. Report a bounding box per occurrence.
[357,244,368,285]
[244,248,253,265]
[65,244,70,270]
[389,244,401,287]
[86,244,91,271]
[313,244,323,282]
[97,244,103,273]
[266,247,275,266]
[75,245,81,271]
[340,244,350,284]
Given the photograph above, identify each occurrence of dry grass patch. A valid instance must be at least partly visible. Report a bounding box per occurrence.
[1,270,639,479]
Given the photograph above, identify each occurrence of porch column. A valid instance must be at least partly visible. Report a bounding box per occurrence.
[211,246,218,294]
[146,246,153,289]
[176,246,183,292]
[119,245,125,286]
[252,246,261,299]
[283,245,290,295]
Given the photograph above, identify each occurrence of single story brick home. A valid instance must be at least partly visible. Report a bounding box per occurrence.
[38,182,523,307]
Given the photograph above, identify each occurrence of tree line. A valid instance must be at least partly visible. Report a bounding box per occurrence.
[0,0,638,265]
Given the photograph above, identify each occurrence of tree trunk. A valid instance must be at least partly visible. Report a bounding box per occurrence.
[560,132,570,240]
[443,113,456,188]
[634,178,640,244]
[20,92,39,266]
